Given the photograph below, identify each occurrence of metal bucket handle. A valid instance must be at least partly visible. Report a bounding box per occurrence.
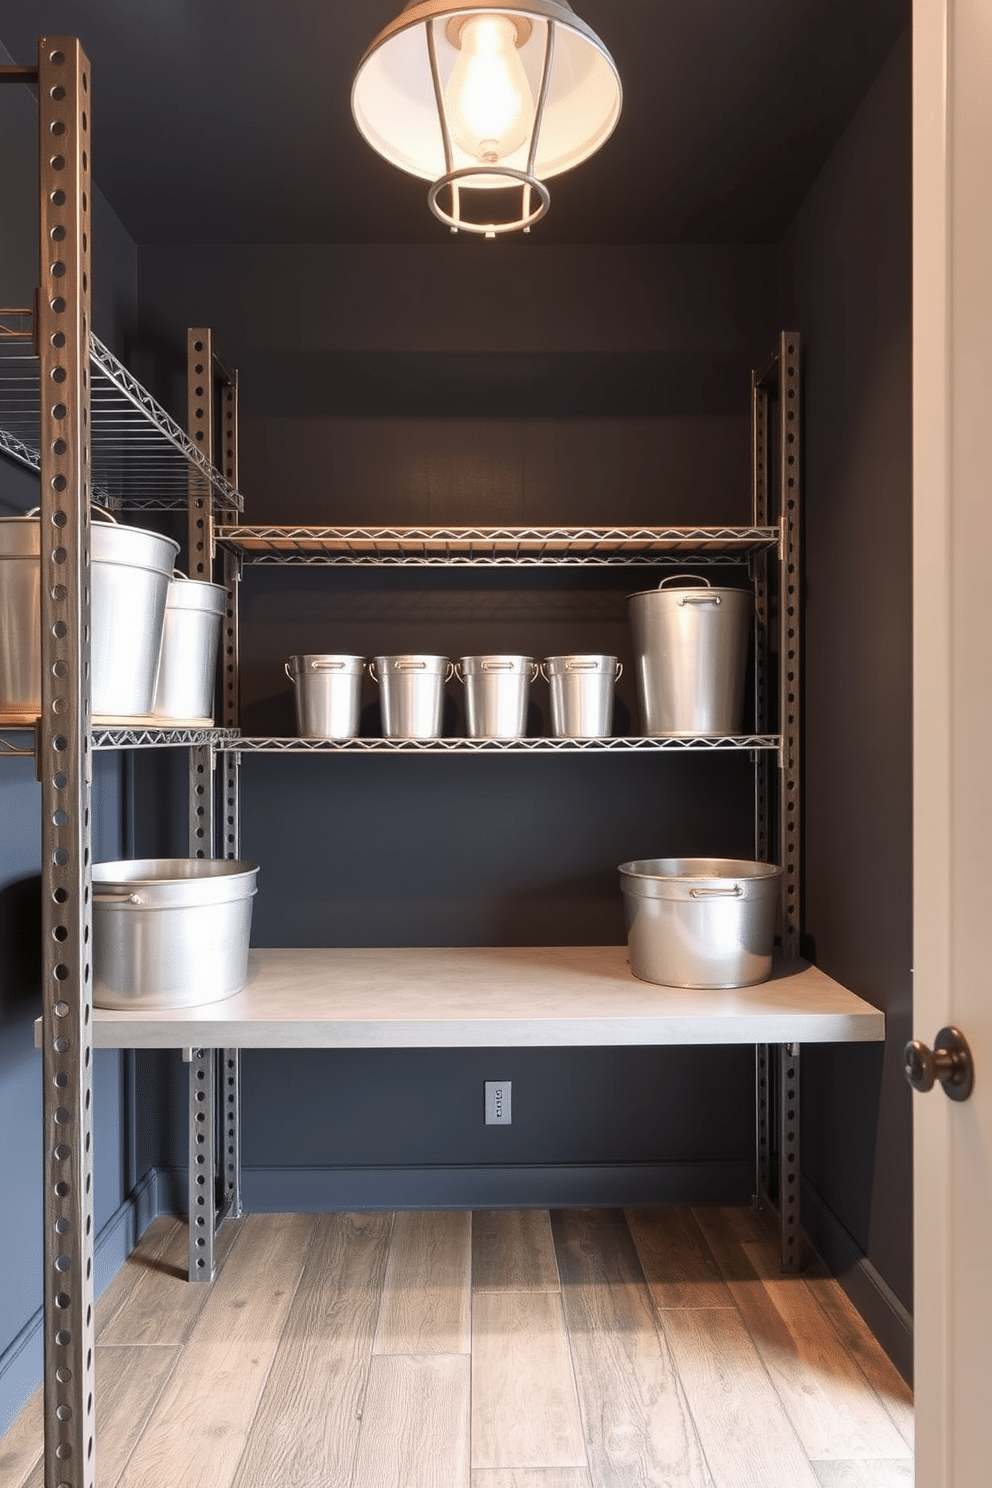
[371,660,455,683]
[658,573,721,607]
[285,658,353,683]
[539,659,623,681]
[22,506,120,527]
[458,659,538,681]
[689,884,743,898]
[92,887,141,904]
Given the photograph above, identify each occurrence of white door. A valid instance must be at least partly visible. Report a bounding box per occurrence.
[913,2,992,1483]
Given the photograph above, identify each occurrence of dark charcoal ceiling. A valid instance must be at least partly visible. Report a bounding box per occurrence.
[2,1,909,247]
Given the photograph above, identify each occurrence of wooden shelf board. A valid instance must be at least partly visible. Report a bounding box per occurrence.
[85,945,884,1050]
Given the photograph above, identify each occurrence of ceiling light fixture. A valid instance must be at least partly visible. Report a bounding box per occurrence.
[352,1,622,238]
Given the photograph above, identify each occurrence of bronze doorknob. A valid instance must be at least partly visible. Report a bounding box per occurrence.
[904,1026,974,1101]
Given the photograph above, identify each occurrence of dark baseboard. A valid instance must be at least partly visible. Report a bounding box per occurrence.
[799,1177,913,1385]
[0,1167,160,1438]
[237,1160,755,1213]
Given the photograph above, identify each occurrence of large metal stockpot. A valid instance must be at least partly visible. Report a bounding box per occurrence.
[92,858,259,1010]
[618,856,782,989]
[0,510,179,717]
[628,575,752,736]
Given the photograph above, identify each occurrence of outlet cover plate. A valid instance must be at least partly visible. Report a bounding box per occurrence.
[485,1080,511,1125]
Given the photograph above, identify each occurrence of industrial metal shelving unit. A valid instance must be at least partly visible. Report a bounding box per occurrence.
[0,39,244,1487]
[0,39,826,1488]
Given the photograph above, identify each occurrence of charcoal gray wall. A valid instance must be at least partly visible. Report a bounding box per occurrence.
[778,30,913,1375]
[0,48,149,1436]
[134,242,778,1214]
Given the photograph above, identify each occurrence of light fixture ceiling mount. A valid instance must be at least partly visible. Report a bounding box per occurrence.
[352,0,622,238]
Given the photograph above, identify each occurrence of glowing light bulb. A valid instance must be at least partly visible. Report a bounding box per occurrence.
[445,14,534,165]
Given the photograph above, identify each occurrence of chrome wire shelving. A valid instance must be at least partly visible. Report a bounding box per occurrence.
[1,723,239,754]
[217,524,781,567]
[234,733,780,755]
[0,322,243,512]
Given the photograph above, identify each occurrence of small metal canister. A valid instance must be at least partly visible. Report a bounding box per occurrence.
[456,654,538,739]
[285,654,365,738]
[542,654,621,738]
[370,654,452,738]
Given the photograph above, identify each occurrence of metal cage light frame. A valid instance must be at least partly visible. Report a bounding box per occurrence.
[352,0,622,236]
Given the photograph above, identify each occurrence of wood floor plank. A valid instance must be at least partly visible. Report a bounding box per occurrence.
[351,1353,471,1488]
[373,1210,471,1355]
[812,1462,914,1487]
[23,1345,181,1488]
[551,1209,714,1488]
[472,1290,586,1470]
[96,1215,180,1337]
[472,1472,593,1487]
[715,1240,910,1461]
[0,1384,41,1488]
[114,1212,315,1488]
[473,1210,561,1293]
[230,1211,392,1488]
[802,1268,914,1449]
[661,1306,821,1488]
[99,1212,244,1348]
[696,1208,914,1440]
[692,1205,782,1282]
[626,1208,732,1309]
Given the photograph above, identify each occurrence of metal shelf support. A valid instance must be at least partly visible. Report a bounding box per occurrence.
[37,36,96,1488]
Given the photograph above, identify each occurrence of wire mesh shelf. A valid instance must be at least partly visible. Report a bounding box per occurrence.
[92,725,241,749]
[217,525,781,567]
[234,734,780,754]
[0,330,244,512]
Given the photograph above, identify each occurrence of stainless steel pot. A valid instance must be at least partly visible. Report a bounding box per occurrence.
[618,856,782,988]
[153,572,227,722]
[92,858,258,1009]
[542,654,621,738]
[285,653,365,739]
[628,575,752,736]
[0,509,179,718]
[456,654,538,739]
[371,654,453,738]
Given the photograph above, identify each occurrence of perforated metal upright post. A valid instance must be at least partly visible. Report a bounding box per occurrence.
[779,1043,802,1271]
[751,335,803,1272]
[37,36,96,1488]
[184,332,243,1279]
[776,333,802,1272]
[215,345,243,1229]
[777,332,802,958]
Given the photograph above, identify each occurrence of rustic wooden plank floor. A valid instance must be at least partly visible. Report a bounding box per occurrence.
[0,1206,914,1488]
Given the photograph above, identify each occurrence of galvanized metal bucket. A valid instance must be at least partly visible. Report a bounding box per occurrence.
[628,575,752,736]
[0,509,179,718]
[285,653,365,739]
[371,654,453,738]
[92,858,259,1009]
[542,654,622,738]
[456,654,538,739]
[0,514,42,714]
[153,572,226,722]
[90,512,180,716]
[618,856,782,988]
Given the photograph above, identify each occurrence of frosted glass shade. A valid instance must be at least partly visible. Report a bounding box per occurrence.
[352,1,622,188]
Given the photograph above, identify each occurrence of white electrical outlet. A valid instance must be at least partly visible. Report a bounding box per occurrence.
[485,1080,512,1125]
